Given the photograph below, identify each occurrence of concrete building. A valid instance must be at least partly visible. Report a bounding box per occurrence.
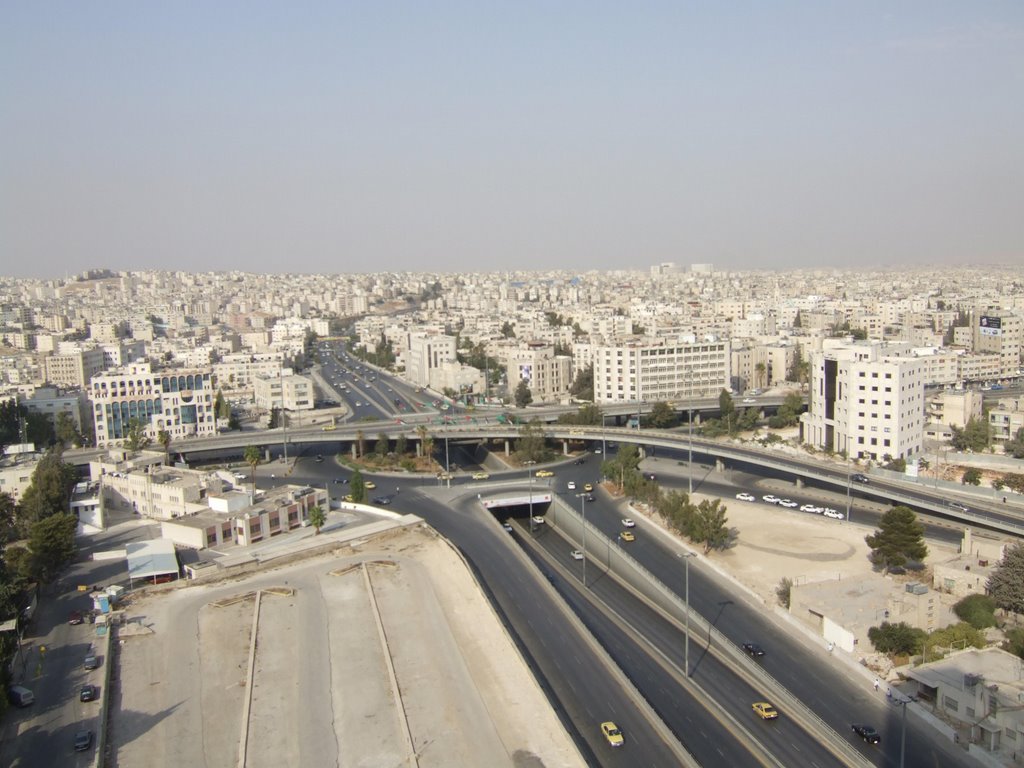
[592,338,730,404]
[931,529,1006,599]
[801,343,926,462]
[253,372,314,412]
[22,385,89,432]
[502,344,573,404]
[405,333,457,388]
[904,648,1024,758]
[974,312,1022,378]
[989,397,1024,444]
[927,389,984,431]
[89,361,217,447]
[96,463,224,521]
[213,353,285,391]
[44,347,106,389]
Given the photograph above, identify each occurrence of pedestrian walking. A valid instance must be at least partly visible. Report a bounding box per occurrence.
[873,678,880,691]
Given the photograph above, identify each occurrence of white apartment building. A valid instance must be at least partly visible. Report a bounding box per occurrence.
[974,312,1022,377]
[926,389,983,431]
[957,352,1003,384]
[89,361,217,447]
[213,353,285,391]
[253,373,314,411]
[989,397,1024,443]
[502,344,572,403]
[22,386,88,431]
[592,339,731,404]
[44,347,106,389]
[405,333,457,388]
[801,343,926,462]
[909,348,960,386]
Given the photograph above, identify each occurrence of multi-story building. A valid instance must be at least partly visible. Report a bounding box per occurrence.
[801,343,926,462]
[405,333,457,388]
[44,347,106,389]
[502,344,572,403]
[253,372,314,412]
[89,361,217,447]
[989,397,1024,443]
[212,353,285,391]
[22,385,89,431]
[926,389,983,431]
[592,338,730,404]
[974,312,1022,377]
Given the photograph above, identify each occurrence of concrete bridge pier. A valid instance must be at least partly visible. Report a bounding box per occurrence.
[504,439,511,456]
[715,459,724,473]
[563,440,570,455]
[795,477,804,489]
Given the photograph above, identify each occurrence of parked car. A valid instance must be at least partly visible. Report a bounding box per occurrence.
[852,724,881,744]
[735,492,755,502]
[79,684,98,703]
[83,653,99,671]
[7,685,34,707]
[799,504,822,513]
[68,610,84,625]
[778,499,798,508]
[823,508,845,519]
[762,494,780,504]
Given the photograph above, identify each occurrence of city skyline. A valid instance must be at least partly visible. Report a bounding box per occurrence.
[2,3,1022,278]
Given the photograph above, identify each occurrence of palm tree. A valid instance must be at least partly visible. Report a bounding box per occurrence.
[416,425,434,465]
[754,362,766,391]
[355,429,365,459]
[158,430,172,465]
[308,504,326,535]
[244,445,261,496]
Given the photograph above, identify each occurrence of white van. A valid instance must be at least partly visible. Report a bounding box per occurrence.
[8,685,35,707]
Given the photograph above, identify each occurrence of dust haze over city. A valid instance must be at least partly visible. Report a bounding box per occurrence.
[2,4,1024,768]
[2,3,1023,277]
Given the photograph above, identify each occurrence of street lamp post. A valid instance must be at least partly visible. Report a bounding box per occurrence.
[576,492,588,587]
[679,552,696,676]
[845,450,852,523]
[524,460,536,531]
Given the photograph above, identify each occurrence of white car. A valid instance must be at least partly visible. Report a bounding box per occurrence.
[762,494,780,504]
[800,503,823,514]
[742,397,758,404]
[824,508,845,519]
[779,499,798,508]
[531,516,546,525]
[735,492,756,502]
[567,481,577,491]
[570,550,584,560]
[621,518,636,528]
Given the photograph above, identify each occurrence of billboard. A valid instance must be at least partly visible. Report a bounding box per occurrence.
[980,315,1002,336]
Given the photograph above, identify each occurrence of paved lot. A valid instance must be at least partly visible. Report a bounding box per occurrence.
[109,524,583,768]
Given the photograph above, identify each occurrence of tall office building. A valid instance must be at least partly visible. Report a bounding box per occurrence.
[592,339,730,404]
[801,343,925,462]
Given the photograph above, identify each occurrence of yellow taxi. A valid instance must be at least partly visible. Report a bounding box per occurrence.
[472,471,490,480]
[620,531,635,543]
[752,702,779,720]
[535,469,554,478]
[365,481,376,490]
[600,721,624,747]
[583,483,593,492]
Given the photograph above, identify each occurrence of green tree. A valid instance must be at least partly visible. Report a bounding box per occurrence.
[15,449,76,532]
[951,417,991,452]
[1006,628,1024,660]
[754,362,766,390]
[375,432,389,458]
[558,403,603,426]
[690,498,730,553]
[924,622,985,657]
[215,390,231,420]
[26,512,77,583]
[787,345,807,383]
[865,505,928,570]
[500,321,515,338]
[350,469,367,503]
[268,408,282,429]
[1004,427,1024,460]
[514,379,533,408]
[961,468,982,486]
[54,412,82,447]
[158,430,172,465]
[646,401,678,429]
[868,621,926,656]
[308,504,326,535]
[768,391,805,429]
[0,492,16,545]
[395,433,408,456]
[515,420,550,464]
[657,490,693,535]
[244,445,261,496]
[987,543,1024,615]
[953,594,998,629]
[123,418,151,452]
[570,364,594,402]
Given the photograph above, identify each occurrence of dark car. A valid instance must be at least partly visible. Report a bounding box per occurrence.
[80,684,98,703]
[851,473,870,484]
[644,472,657,481]
[372,496,391,505]
[68,610,84,626]
[83,653,99,670]
[74,730,93,752]
[334,477,349,484]
[852,724,880,744]
[742,642,766,658]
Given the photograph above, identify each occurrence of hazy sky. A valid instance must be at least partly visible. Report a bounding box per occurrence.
[2,3,1022,279]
